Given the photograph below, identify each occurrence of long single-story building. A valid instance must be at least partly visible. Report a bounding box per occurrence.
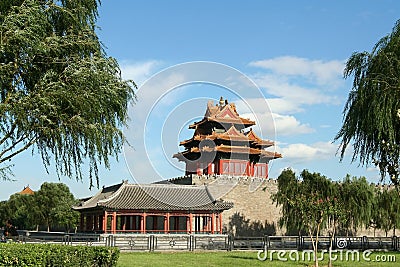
[74,181,233,234]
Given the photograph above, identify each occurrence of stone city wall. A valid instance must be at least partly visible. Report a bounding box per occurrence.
[170,175,398,237]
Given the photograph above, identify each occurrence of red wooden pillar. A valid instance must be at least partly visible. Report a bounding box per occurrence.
[140,214,144,233]
[189,213,193,234]
[164,213,170,233]
[112,212,117,234]
[219,213,223,234]
[211,213,215,234]
[215,214,219,233]
[141,212,147,233]
[103,211,108,233]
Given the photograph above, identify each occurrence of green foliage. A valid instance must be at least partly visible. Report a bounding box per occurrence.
[0,0,136,187]
[372,187,400,236]
[34,182,79,231]
[2,182,79,231]
[273,169,399,239]
[3,193,37,229]
[0,243,119,267]
[272,169,342,236]
[273,170,381,237]
[338,175,376,235]
[271,168,305,235]
[335,19,400,185]
[272,169,377,267]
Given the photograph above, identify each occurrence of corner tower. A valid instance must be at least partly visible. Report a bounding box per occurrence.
[173,97,281,178]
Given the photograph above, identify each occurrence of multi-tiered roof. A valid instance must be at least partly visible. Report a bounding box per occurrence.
[174,97,281,177]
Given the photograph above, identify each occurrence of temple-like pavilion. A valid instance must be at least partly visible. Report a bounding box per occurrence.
[74,181,233,234]
[74,97,281,234]
[173,97,281,178]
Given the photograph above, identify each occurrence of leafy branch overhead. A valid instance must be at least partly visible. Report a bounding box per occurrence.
[335,19,400,185]
[0,0,136,187]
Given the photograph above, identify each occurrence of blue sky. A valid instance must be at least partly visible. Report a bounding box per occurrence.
[2,0,400,200]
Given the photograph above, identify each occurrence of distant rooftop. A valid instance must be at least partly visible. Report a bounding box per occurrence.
[19,185,35,195]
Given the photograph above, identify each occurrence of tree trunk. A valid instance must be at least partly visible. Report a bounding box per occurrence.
[328,219,336,267]
[309,228,317,267]
[315,222,320,267]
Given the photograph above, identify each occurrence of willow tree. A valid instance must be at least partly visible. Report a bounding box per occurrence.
[272,169,343,267]
[373,187,400,237]
[335,20,400,185]
[0,0,136,187]
[271,168,305,235]
[338,175,375,236]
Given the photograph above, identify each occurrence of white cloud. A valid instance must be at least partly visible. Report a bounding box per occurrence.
[272,113,314,136]
[366,166,379,172]
[252,73,341,107]
[246,56,344,124]
[278,141,338,163]
[235,97,303,115]
[237,98,314,137]
[239,111,313,137]
[120,60,163,86]
[249,56,344,86]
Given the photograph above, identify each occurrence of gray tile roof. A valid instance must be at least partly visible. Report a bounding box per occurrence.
[74,182,233,212]
[74,182,124,210]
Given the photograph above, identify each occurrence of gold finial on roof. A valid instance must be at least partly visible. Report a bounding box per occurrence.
[219,96,224,106]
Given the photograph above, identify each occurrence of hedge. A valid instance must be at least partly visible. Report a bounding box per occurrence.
[0,243,119,266]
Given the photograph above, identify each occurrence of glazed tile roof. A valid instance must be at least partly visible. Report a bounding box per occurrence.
[174,145,282,160]
[189,99,255,129]
[179,127,274,148]
[74,182,124,210]
[74,182,233,211]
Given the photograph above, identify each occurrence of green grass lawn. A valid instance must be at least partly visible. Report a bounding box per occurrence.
[117,250,400,267]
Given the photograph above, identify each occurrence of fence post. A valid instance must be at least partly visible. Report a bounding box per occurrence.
[63,235,71,245]
[297,235,303,250]
[392,236,398,251]
[265,235,270,250]
[148,235,155,251]
[227,234,233,251]
[105,235,114,247]
[362,236,368,251]
[264,235,270,256]
[189,234,194,251]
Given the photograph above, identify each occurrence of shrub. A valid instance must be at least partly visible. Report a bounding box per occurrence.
[0,243,119,266]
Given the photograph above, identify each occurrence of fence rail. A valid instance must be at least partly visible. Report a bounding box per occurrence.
[10,232,400,252]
